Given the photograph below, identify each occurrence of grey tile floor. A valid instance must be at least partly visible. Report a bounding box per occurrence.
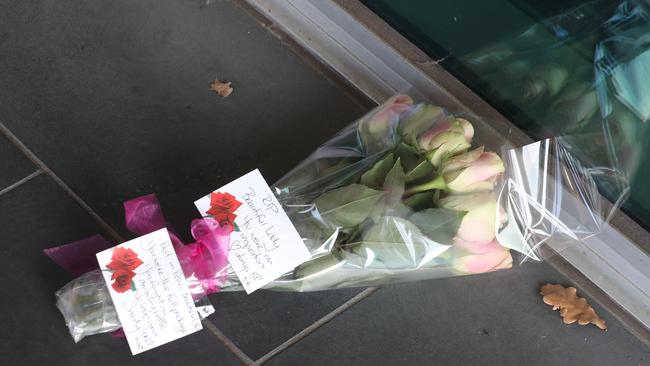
[0,134,36,191]
[0,0,648,365]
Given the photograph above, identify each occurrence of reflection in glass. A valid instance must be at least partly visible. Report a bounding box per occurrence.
[365,0,650,229]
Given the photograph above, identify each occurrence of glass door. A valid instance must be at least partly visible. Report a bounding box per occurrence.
[364,0,650,230]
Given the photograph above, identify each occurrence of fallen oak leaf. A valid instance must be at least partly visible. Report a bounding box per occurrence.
[209,78,233,97]
[540,283,606,330]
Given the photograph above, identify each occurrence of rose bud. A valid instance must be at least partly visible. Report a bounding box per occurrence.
[440,192,499,244]
[417,117,474,166]
[364,94,414,136]
[440,192,512,273]
[452,238,513,274]
[397,103,444,138]
[442,147,505,193]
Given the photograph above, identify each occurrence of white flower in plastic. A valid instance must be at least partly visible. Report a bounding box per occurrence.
[439,192,511,274]
[417,117,474,166]
[442,147,505,193]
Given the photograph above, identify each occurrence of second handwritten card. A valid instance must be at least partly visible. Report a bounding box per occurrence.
[194,169,310,293]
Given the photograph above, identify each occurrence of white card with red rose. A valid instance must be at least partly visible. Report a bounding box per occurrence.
[194,169,310,294]
[96,228,202,355]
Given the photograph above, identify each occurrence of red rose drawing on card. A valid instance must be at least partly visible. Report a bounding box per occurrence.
[207,192,242,228]
[106,247,143,271]
[111,268,136,292]
[104,246,143,293]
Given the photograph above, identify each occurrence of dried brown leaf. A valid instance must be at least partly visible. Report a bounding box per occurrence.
[209,78,233,97]
[540,283,606,330]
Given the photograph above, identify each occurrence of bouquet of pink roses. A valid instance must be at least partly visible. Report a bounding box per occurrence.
[214,95,518,292]
[50,194,232,342]
[214,95,623,293]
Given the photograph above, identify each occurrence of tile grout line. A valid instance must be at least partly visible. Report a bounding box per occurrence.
[202,319,256,365]
[0,169,43,196]
[0,121,124,244]
[254,287,379,365]
[0,121,256,362]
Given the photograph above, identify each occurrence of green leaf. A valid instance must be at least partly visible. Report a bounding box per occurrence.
[398,104,444,137]
[130,280,137,292]
[320,157,360,177]
[408,208,466,245]
[353,216,450,269]
[290,216,339,253]
[432,190,441,206]
[357,110,394,153]
[368,159,408,221]
[314,184,384,227]
[403,191,434,211]
[294,253,345,280]
[383,158,406,205]
[360,153,395,190]
[404,158,434,183]
[396,143,421,172]
[401,129,421,152]
[294,158,371,196]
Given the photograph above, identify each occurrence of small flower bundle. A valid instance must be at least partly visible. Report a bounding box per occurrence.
[50,194,232,342]
[220,95,515,292]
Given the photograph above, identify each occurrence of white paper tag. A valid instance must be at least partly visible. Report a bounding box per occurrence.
[96,228,203,355]
[195,169,311,293]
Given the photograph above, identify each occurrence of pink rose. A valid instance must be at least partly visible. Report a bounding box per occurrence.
[397,104,444,137]
[452,240,513,273]
[442,147,505,193]
[440,193,512,274]
[417,118,474,166]
[440,192,499,243]
[363,95,414,135]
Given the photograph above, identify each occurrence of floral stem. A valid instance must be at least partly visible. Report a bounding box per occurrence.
[404,175,447,196]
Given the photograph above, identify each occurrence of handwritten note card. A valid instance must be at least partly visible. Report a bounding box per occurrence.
[195,169,310,293]
[96,228,202,355]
